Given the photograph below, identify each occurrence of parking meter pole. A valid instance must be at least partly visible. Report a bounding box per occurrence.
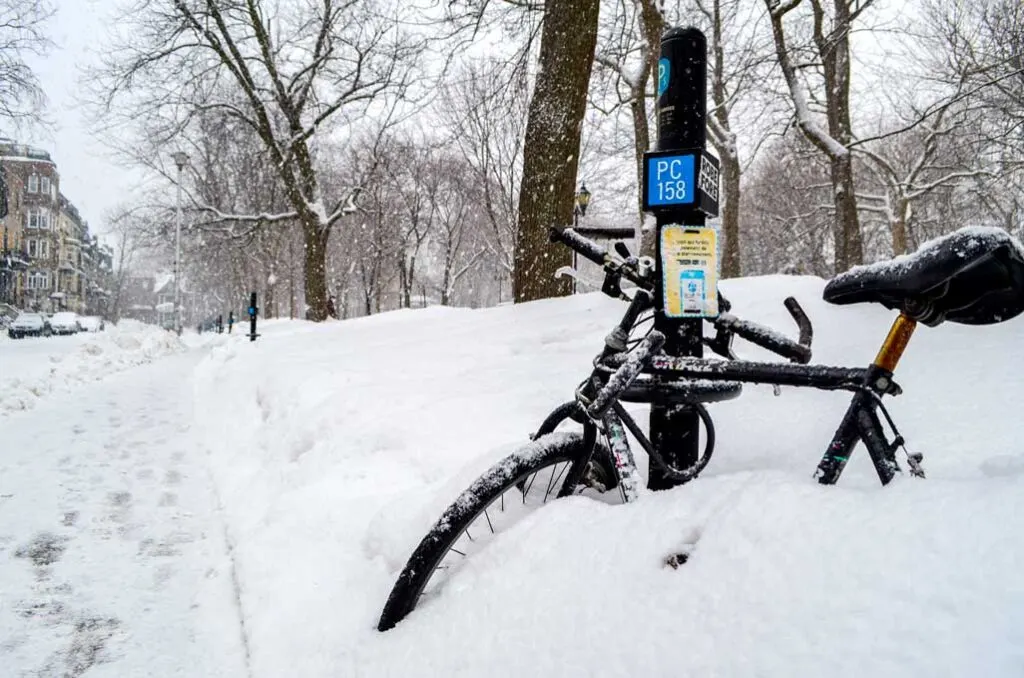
[248,292,258,342]
[646,27,716,491]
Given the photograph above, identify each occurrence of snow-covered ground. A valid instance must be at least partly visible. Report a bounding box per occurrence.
[0,321,187,415]
[3,277,1024,676]
[0,350,245,677]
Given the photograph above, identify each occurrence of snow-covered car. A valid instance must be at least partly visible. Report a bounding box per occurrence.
[0,303,17,330]
[7,313,52,339]
[78,315,105,332]
[49,312,82,335]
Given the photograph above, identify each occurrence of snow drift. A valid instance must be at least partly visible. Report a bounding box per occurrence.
[193,277,1024,677]
[1,320,187,415]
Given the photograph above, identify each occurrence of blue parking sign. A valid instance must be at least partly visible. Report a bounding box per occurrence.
[645,153,695,207]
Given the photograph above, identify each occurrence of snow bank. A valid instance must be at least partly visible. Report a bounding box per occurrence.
[193,277,1024,677]
[0,320,187,415]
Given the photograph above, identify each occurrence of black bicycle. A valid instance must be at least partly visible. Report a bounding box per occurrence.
[377,225,1024,632]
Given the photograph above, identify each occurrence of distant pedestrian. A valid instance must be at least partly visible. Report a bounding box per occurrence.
[228,311,235,333]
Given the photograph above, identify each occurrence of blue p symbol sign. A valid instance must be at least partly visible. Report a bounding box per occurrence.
[658,58,669,96]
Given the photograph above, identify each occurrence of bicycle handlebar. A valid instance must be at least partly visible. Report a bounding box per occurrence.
[713,301,812,364]
[549,227,648,288]
[550,225,813,363]
[550,227,608,267]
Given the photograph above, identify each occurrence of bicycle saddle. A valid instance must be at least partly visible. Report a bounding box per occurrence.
[823,227,1024,326]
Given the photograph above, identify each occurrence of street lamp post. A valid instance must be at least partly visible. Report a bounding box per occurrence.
[171,151,189,335]
[572,182,591,294]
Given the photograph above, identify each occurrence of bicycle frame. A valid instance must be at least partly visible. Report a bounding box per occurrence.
[540,310,922,501]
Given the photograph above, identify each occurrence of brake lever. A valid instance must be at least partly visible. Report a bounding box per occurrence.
[704,326,736,360]
[601,270,625,299]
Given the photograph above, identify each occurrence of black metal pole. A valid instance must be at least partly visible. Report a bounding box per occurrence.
[647,27,713,490]
[248,292,258,342]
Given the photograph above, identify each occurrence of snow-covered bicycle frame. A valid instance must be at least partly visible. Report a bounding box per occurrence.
[543,225,1024,498]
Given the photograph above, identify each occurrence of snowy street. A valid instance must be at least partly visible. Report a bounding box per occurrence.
[0,350,247,677]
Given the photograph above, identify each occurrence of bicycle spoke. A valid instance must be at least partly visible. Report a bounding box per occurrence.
[543,463,559,501]
[392,443,626,627]
[523,471,539,502]
[543,462,570,502]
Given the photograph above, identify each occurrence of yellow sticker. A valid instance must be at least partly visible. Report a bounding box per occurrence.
[660,226,718,318]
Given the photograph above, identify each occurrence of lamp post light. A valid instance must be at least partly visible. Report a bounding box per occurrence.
[573,181,590,226]
[571,182,591,293]
[171,151,189,335]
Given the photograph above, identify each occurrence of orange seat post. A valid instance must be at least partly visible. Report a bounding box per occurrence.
[873,314,917,373]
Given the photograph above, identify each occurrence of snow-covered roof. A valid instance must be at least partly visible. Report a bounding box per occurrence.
[153,273,174,294]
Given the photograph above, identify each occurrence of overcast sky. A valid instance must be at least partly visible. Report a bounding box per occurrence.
[22,0,137,239]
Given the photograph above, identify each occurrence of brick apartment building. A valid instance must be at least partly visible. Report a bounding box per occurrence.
[0,138,113,315]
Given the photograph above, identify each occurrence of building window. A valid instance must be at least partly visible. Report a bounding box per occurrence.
[40,176,50,194]
[27,175,38,193]
[26,208,49,230]
[27,271,50,290]
[27,239,49,258]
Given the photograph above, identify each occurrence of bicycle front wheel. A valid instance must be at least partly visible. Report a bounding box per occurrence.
[377,431,610,631]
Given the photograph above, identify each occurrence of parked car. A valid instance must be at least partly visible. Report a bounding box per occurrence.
[50,312,82,335]
[0,303,18,330]
[78,316,105,332]
[8,312,52,339]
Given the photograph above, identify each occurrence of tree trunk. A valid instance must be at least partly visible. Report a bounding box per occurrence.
[637,0,667,258]
[301,215,329,321]
[831,152,863,269]
[720,153,742,277]
[767,0,866,273]
[514,0,601,303]
[817,0,863,271]
[629,92,650,225]
[891,197,909,255]
[710,0,741,278]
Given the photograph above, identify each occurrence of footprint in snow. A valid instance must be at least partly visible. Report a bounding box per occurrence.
[15,532,70,576]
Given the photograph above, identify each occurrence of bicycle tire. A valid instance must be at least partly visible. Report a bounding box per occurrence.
[377,431,611,631]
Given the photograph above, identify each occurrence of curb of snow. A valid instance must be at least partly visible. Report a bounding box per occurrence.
[0,321,188,415]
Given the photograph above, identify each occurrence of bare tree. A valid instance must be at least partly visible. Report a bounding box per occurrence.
[855,103,997,254]
[94,0,423,320]
[438,60,527,293]
[591,0,665,231]
[764,0,873,272]
[742,132,836,276]
[429,155,486,305]
[0,0,52,129]
[105,206,150,322]
[686,0,779,277]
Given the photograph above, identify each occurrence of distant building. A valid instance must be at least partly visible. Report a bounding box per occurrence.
[0,138,60,310]
[0,138,112,315]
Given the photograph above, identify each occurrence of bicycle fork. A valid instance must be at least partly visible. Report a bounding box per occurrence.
[815,313,923,485]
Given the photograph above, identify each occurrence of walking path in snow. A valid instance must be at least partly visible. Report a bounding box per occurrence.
[0,351,247,677]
